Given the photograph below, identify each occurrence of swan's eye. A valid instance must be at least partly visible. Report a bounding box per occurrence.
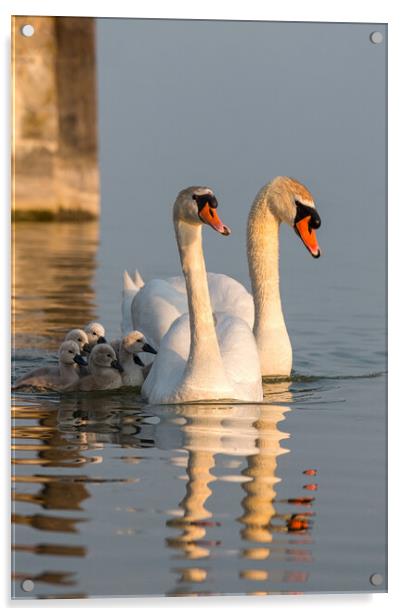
[93,331,97,335]
[69,350,74,354]
[107,354,112,358]
[192,194,197,200]
[310,212,321,229]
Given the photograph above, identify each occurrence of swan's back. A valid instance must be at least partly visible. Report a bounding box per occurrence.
[131,278,187,350]
[165,272,254,326]
[130,272,254,351]
[207,273,254,328]
[13,366,59,389]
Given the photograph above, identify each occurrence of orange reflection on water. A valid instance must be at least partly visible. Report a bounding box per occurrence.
[12,222,99,350]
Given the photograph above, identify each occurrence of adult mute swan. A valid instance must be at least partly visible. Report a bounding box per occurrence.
[123,177,321,377]
[246,176,321,375]
[141,187,263,404]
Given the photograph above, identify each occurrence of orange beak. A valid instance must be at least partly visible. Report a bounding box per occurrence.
[198,202,231,236]
[295,216,321,258]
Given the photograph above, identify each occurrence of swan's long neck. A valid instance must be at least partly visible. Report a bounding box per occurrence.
[247,187,292,376]
[175,220,230,390]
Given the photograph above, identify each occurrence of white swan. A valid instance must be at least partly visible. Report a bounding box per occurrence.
[123,176,321,376]
[246,176,321,375]
[12,340,86,391]
[141,186,263,404]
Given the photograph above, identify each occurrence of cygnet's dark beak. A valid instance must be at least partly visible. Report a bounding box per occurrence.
[97,336,107,344]
[134,355,145,367]
[82,343,92,353]
[142,342,157,354]
[111,359,124,373]
[74,354,88,366]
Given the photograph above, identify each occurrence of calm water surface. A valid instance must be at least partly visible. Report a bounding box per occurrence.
[11,223,387,598]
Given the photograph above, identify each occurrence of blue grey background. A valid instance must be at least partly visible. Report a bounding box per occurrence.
[96,19,387,351]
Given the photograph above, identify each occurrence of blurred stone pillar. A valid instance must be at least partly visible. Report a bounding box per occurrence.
[12,16,99,220]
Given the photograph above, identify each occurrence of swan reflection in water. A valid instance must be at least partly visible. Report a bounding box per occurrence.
[12,382,316,597]
[148,382,314,596]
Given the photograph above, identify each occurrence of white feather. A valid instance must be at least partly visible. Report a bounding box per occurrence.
[142,312,262,404]
[121,270,142,335]
[127,272,254,351]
